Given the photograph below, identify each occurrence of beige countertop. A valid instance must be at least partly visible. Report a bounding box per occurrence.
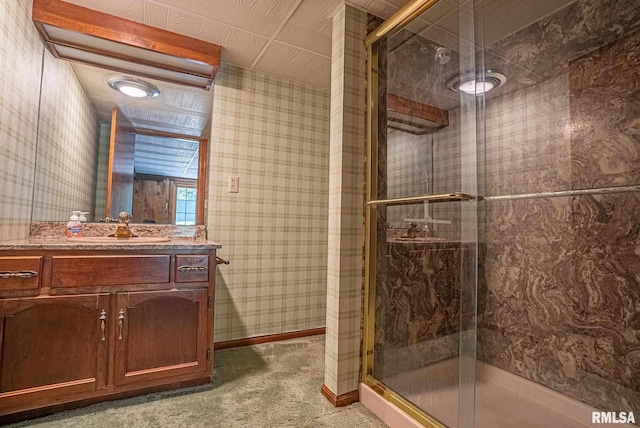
[0,237,222,251]
[0,222,222,250]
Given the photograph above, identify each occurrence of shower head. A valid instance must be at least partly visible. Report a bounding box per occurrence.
[420,45,452,65]
[435,47,451,65]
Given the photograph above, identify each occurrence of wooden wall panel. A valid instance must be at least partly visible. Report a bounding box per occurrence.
[106,107,135,218]
[132,178,171,224]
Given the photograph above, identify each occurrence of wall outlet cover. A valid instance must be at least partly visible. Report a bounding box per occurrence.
[228,176,239,193]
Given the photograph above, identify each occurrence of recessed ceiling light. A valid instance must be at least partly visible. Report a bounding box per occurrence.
[107,76,160,98]
[447,71,507,95]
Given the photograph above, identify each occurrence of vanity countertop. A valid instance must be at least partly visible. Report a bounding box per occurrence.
[0,237,222,251]
[0,222,222,250]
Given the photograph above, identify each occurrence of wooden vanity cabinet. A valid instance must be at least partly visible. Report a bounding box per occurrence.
[0,248,216,423]
[114,289,208,386]
[0,294,109,411]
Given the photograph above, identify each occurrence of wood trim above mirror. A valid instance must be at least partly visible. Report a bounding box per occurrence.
[32,0,221,90]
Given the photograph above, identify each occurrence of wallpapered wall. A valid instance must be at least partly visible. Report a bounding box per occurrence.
[0,0,98,241]
[31,51,98,221]
[323,5,367,396]
[207,63,330,342]
[386,129,431,225]
[0,0,44,240]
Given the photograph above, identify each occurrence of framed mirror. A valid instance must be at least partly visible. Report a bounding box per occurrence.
[28,0,218,226]
[31,60,213,225]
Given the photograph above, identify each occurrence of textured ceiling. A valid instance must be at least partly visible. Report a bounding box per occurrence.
[73,63,212,136]
[61,0,389,145]
[62,0,347,89]
[134,134,199,179]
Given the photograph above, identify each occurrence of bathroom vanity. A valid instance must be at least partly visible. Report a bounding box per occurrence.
[0,230,221,422]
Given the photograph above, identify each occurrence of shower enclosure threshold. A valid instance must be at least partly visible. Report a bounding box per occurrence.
[361,361,638,428]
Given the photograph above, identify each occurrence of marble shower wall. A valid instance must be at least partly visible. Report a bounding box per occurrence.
[479,3,640,415]
[374,240,475,379]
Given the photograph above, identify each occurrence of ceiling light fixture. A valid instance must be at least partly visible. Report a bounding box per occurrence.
[447,71,507,95]
[107,77,160,98]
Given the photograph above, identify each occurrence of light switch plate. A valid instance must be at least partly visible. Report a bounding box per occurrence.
[228,176,239,193]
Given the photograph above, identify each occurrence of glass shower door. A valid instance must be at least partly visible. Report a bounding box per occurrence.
[365,1,640,427]
[363,1,483,427]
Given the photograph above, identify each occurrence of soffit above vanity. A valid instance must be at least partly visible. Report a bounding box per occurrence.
[32,0,222,90]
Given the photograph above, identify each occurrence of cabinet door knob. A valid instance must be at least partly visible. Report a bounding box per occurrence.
[117,309,125,340]
[99,309,107,341]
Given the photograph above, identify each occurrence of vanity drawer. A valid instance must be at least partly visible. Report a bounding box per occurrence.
[0,257,42,291]
[51,255,170,288]
[175,255,209,283]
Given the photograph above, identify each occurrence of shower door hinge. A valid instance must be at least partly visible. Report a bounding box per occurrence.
[207,348,211,361]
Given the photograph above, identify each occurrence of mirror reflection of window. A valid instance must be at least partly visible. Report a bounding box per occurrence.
[129,134,201,225]
[175,187,197,225]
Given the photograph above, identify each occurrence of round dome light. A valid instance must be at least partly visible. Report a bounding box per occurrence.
[447,71,506,96]
[107,77,160,98]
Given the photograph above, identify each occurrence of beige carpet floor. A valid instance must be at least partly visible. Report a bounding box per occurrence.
[8,335,385,428]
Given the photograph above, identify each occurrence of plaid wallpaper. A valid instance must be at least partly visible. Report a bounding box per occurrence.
[323,5,367,396]
[384,107,473,242]
[0,0,98,238]
[207,63,330,342]
[31,51,98,222]
[0,0,43,241]
[387,129,432,225]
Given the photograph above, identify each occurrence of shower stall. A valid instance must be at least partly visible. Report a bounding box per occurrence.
[362,0,640,426]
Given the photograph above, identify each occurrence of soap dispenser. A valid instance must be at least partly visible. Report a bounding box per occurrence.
[65,211,83,238]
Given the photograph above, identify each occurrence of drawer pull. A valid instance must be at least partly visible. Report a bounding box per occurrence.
[118,309,125,340]
[0,270,38,279]
[99,310,107,341]
[177,266,208,273]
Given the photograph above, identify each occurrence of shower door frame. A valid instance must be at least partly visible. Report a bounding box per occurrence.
[362,1,478,427]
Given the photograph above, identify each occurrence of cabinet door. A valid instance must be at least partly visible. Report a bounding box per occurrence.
[114,289,208,386]
[0,295,109,408]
